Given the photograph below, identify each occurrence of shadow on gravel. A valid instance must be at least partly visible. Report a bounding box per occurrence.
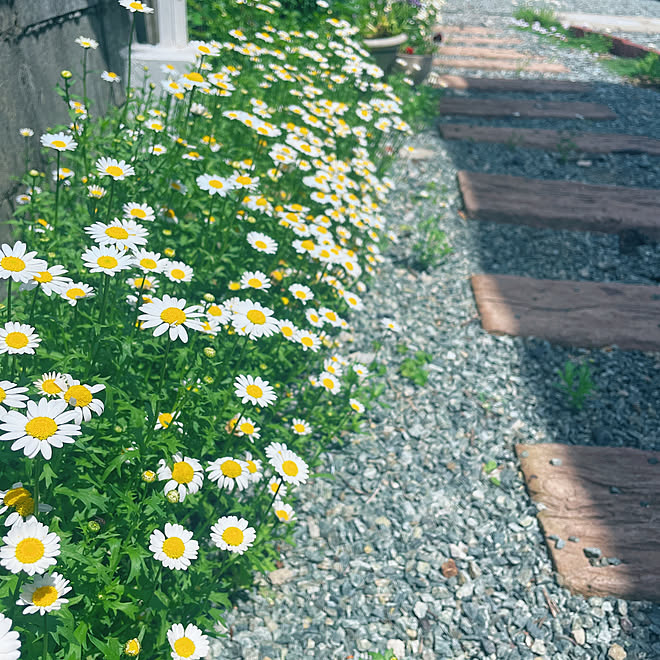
[437,77,660,608]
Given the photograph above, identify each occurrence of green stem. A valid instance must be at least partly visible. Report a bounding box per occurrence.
[6,278,12,321]
[33,456,42,523]
[53,151,61,230]
[42,612,48,659]
[156,339,173,397]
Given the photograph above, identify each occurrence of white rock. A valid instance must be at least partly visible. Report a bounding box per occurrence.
[608,644,627,660]
[413,602,428,619]
[387,639,406,657]
[268,567,294,585]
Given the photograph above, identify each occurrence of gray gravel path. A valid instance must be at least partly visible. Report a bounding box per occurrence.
[208,2,660,658]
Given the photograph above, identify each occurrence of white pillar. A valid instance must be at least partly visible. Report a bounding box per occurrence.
[128,0,196,88]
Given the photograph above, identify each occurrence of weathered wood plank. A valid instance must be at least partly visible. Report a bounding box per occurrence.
[440,124,660,155]
[445,36,523,46]
[440,97,616,119]
[437,45,539,60]
[439,26,494,35]
[458,171,660,239]
[471,274,660,351]
[517,443,660,600]
[432,57,569,73]
[432,75,592,93]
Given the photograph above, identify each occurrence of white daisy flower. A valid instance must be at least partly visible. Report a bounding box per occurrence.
[131,249,167,274]
[228,414,260,440]
[265,441,287,460]
[318,371,341,395]
[144,118,165,132]
[0,612,21,660]
[289,283,314,304]
[149,523,198,571]
[291,418,311,435]
[231,300,278,340]
[166,622,209,660]
[75,35,98,49]
[0,322,41,355]
[60,380,105,423]
[0,397,81,460]
[305,308,324,328]
[244,452,263,483]
[206,457,250,491]
[59,281,94,306]
[206,302,231,326]
[154,411,182,431]
[246,231,278,254]
[349,398,365,413]
[123,202,155,222]
[195,173,234,197]
[0,381,28,415]
[230,172,260,190]
[210,516,256,555]
[33,372,69,398]
[101,70,121,83]
[81,245,133,276]
[295,329,321,352]
[234,374,277,407]
[381,318,401,332]
[239,270,271,291]
[0,519,60,575]
[269,448,309,486]
[190,40,220,57]
[164,261,194,284]
[0,242,46,283]
[95,156,135,180]
[17,571,71,614]
[21,264,69,296]
[277,319,299,343]
[273,500,295,523]
[267,476,286,498]
[84,219,148,251]
[40,132,77,152]
[118,0,154,13]
[156,453,204,502]
[137,295,203,343]
[0,483,52,528]
[319,306,343,327]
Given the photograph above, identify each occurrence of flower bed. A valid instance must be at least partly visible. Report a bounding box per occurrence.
[0,0,429,658]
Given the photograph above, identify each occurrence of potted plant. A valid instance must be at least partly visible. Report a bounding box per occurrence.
[392,31,439,84]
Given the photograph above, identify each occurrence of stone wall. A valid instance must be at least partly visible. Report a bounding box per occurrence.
[0,0,131,244]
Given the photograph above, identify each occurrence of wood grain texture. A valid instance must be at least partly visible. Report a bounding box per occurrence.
[458,171,660,239]
[471,274,660,350]
[433,58,569,73]
[440,97,616,119]
[440,124,660,155]
[445,36,523,46]
[439,26,494,35]
[432,75,592,92]
[516,443,660,600]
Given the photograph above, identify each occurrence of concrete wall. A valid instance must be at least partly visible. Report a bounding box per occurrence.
[0,0,131,244]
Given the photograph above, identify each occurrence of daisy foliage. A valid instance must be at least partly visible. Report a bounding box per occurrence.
[0,0,431,655]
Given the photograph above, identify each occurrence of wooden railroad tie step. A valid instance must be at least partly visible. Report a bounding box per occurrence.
[444,36,522,46]
[471,274,660,351]
[436,45,540,60]
[517,443,660,601]
[432,57,569,73]
[458,171,660,238]
[432,75,592,93]
[440,97,617,119]
[440,124,660,156]
[439,26,494,35]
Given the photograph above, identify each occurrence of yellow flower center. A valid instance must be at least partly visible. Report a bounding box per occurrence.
[245,384,263,399]
[246,310,265,325]
[25,416,58,440]
[222,526,244,547]
[221,460,242,478]
[106,226,129,240]
[236,176,252,186]
[208,179,224,189]
[301,337,314,347]
[160,307,186,325]
[158,413,173,427]
[174,637,196,657]
[239,422,254,434]
[187,151,200,158]
[247,278,262,288]
[51,140,67,148]
[0,387,4,404]
[106,165,124,177]
[294,423,306,433]
[255,240,267,249]
[130,208,147,218]
[170,268,186,280]
[35,271,53,283]
[139,259,157,272]
[325,311,337,321]
[130,1,145,9]
[171,461,194,484]
[4,487,30,507]
[185,72,204,83]
[208,305,222,317]
[97,256,118,269]
[32,585,59,607]
[322,378,334,390]
[300,240,315,251]
[256,198,267,206]
[13,494,35,517]
[66,287,85,300]
[247,460,257,474]
[124,639,141,655]
[1,256,26,272]
[162,536,186,559]
[276,509,289,521]
[133,277,152,289]
[199,45,210,53]
[5,332,29,349]
[151,123,163,131]
[15,537,45,564]
[281,460,299,477]
[64,384,93,408]
[281,326,293,337]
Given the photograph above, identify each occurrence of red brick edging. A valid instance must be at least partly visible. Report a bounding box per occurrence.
[569,26,660,59]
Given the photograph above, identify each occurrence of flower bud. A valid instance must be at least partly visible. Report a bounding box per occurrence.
[203,347,216,358]
[60,70,73,79]
[124,638,141,656]
[29,169,39,178]
[87,520,101,533]
[141,470,156,483]
[203,293,215,303]
[166,489,180,503]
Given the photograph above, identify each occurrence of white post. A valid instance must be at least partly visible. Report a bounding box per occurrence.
[128,0,196,89]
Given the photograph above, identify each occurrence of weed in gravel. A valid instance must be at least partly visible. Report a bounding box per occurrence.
[400,350,433,386]
[412,215,453,270]
[555,360,596,410]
